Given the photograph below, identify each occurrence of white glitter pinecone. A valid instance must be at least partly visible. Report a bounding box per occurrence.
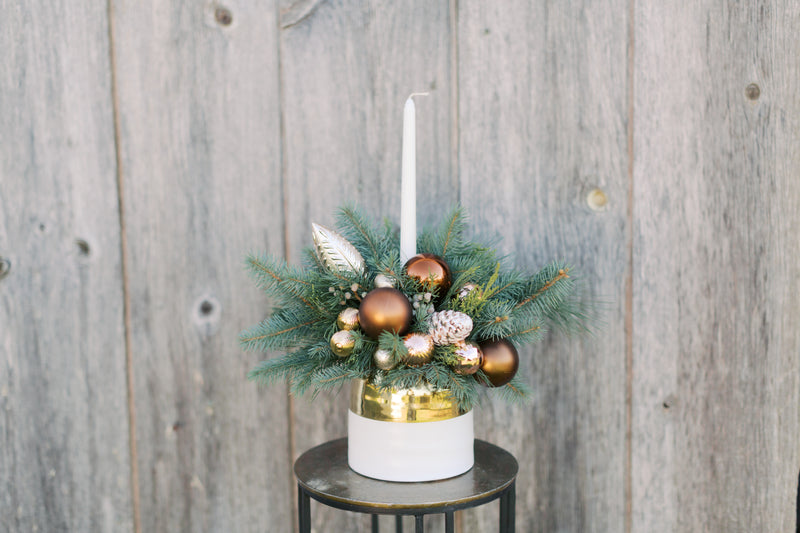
[428,310,474,346]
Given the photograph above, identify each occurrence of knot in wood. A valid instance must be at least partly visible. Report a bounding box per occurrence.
[214,6,233,26]
[745,83,760,101]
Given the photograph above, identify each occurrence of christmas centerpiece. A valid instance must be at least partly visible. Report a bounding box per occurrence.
[241,96,588,482]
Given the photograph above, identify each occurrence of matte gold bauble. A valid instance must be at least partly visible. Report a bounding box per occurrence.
[336,308,360,330]
[358,287,413,339]
[373,348,396,371]
[478,339,519,387]
[330,330,356,357]
[402,333,435,366]
[404,253,452,295]
[453,341,483,375]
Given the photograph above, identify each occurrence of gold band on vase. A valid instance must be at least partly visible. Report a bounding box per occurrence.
[349,379,468,423]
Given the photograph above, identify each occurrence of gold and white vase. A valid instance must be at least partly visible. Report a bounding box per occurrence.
[347,379,474,482]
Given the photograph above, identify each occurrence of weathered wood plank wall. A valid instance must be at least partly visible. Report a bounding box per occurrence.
[457,1,630,531]
[0,2,133,532]
[110,1,292,531]
[1,1,797,532]
[633,2,800,531]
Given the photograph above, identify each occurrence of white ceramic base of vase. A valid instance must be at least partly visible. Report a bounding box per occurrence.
[347,410,474,482]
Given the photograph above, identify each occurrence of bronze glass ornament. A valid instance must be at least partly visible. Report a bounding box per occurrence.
[404,253,452,295]
[336,308,360,330]
[358,287,413,339]
[478,339,519,387]
[330,330,356,357]
[372,348,396,371]
[453,341,483,375]
[402,333,435,366]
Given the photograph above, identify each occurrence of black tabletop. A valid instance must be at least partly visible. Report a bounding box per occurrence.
[294,438,518,513]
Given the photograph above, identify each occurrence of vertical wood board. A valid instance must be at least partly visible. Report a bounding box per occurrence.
[0,1,133,531]
[110,0,292,530]
[278,0,454,530]
[457,1,629,531]
[632,1,800,531]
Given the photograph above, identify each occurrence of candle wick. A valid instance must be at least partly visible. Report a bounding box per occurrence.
[408,92,430,100]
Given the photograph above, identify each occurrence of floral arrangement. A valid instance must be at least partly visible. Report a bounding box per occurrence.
[240,205,587,411]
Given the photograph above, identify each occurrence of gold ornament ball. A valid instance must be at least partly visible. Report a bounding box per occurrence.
[358,287,413,339]
[330,330,356,357]
[478,339,519,387]
[373,273,396,288]
[404,253,452,295]
[336,308,360,330]
[402,333,435,366]
[373,348,396,370]
[453,341,483,375]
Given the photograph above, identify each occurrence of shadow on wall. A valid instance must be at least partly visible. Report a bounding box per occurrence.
[796,470,799,533]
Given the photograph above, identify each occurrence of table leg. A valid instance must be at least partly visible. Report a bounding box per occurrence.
[445,511,454,533]
[372,514,379,533]
[414,514,424,533]
[395,515,403,533]
[499,482,516,533]
[298,485,311,533]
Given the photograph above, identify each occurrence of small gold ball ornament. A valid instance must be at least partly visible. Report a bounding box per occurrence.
[402,333,435,366]
[453,341,483,375]
[336,308,360,330]
[358,287,413,339]
[404,253,452,295]
[373,348,396,370]
[330,330,356,357]
[373,273,396,288]
[478,339,519,387]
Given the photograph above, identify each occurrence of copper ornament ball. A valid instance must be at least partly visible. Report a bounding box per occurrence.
[478,339,519,387]
[404,253,452,295]
[358,287,413,339]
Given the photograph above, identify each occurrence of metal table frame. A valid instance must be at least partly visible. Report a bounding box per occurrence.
[294,438,517,533]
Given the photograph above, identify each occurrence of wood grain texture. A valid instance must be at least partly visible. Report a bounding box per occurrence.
[110,1,292,531]
[278,0,454,530]
[0,2,133,531]
[3,1,799,531]
[457,1,629,531]
[632,1,800,531]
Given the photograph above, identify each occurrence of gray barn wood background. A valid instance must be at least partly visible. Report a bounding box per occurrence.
[1,1,798,532]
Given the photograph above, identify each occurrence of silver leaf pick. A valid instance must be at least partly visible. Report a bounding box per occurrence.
[311,222,365,275]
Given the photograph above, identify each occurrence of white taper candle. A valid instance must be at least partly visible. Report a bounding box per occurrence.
[400,93,427,263]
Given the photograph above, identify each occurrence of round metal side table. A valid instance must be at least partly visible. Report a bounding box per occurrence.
[294,438,518,533]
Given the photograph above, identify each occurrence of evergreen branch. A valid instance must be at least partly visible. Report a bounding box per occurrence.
[240,320,318,344]
[242,205,593,411]
[491,376,532,403]
[514,267,570,309]
[246,254,319,309]
[338,205,381,262]
[440,208,462,256]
